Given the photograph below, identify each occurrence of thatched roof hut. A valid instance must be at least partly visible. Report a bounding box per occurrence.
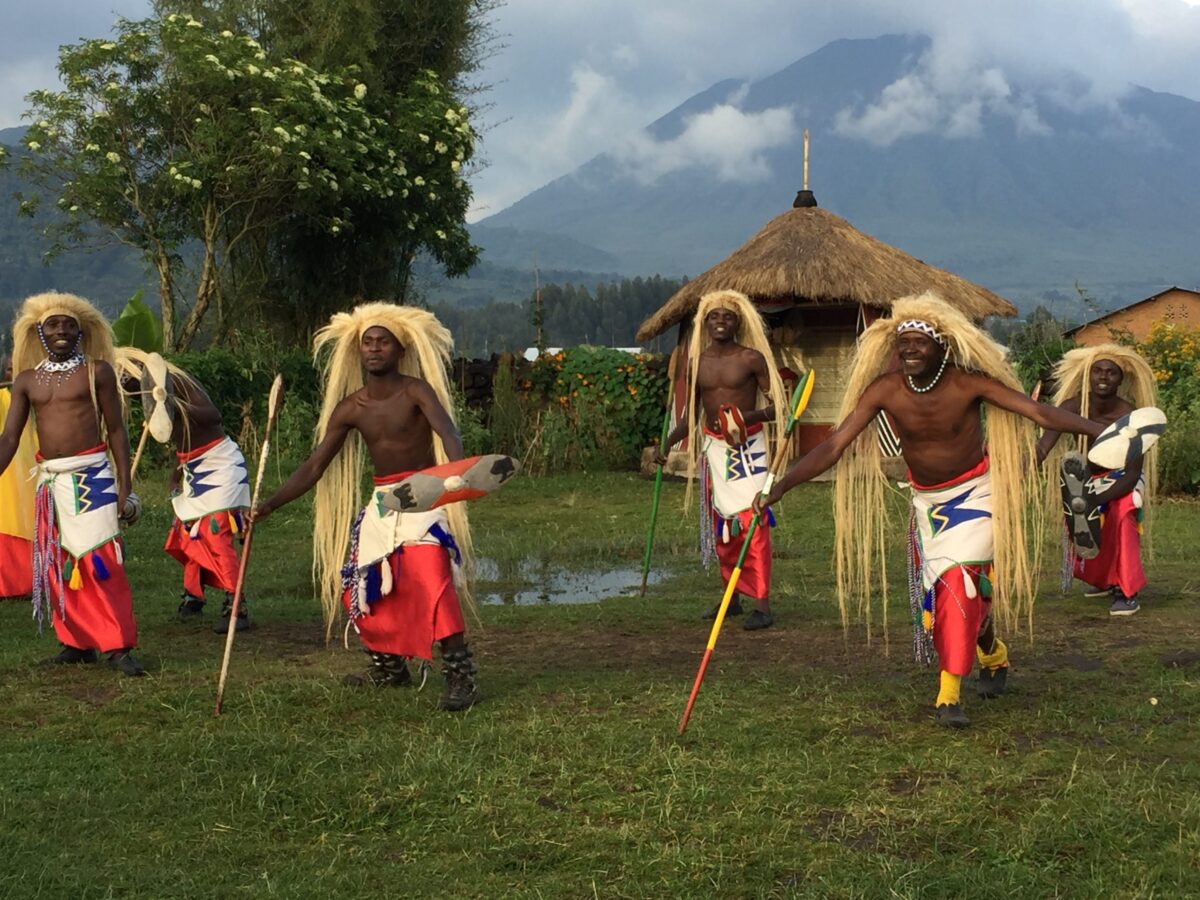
[640,201,1017,462]
[637,206,1015,342]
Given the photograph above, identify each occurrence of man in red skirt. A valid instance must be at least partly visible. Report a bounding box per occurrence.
[254,303,479,712]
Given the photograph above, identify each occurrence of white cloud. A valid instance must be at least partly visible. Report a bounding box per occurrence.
[833,54,1052,145]
[614,103,797,183]
[6,0,1200,219]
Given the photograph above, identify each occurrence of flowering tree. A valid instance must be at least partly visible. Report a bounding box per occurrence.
[19,12,476,349]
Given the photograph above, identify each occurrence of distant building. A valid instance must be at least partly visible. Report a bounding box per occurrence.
[1066,287,1200,346]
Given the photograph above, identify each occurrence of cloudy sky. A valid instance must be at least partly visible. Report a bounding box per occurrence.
[4,0,1200,221]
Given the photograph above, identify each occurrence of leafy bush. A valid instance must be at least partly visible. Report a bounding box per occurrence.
[134,343,668,475]
[519,347,668,471]
[1136,323,1200,494]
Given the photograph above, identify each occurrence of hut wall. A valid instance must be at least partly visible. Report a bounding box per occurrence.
[1071,289,1200,346]
[767,305,859,454]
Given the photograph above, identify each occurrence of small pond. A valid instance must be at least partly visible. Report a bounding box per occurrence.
[475,557,667,605]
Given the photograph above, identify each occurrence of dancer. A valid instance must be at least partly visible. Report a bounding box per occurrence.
[253,303,480,711]
[759,293,1103,727]
[114,348,252,631]
[657,290,790,629]
[0,292,143,675]
[0,354,38,598]
[1037,344,1158,616]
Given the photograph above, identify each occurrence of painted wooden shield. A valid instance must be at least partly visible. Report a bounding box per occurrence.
[380,454,519,513]
[1086,407,1166,471]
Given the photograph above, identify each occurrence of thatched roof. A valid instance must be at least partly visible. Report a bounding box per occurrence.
[636,206,1017,341]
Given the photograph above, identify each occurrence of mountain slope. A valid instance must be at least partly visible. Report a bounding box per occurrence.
[478,34,1200,310]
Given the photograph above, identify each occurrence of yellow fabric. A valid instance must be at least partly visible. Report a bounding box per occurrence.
[0,388,38,540]
[936,671,962,707]
[977,637,1009,670]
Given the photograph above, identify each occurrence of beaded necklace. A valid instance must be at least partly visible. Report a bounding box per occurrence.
[34,325,85,386]
[906,351,949,393]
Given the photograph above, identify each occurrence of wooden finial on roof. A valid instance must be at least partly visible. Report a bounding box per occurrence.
[793,128,818,208]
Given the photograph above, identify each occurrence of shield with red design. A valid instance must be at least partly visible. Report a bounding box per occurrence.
[380,454,519,513]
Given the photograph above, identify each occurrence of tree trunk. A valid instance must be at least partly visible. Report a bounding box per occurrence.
[154,250,176,350]
[175,206,219,351]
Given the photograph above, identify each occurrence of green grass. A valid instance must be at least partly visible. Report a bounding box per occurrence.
[1,471,1198,897]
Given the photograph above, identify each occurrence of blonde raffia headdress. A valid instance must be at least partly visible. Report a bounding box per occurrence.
[833,291,1044,642]
[12,292,118,427]
[681,289,790,508]
[1047,343,1159,546]
[12,291,117,374]
[311,302,473,642]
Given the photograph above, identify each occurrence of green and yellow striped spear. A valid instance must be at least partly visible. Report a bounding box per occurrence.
[678,369,815,735]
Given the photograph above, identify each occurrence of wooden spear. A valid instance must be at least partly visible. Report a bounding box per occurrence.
[214,374,285,716]
[678,370,815,736]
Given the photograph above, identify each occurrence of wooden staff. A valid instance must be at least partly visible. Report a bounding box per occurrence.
[639,402,673,596]
[129,423,150,481]
[214,375,285,716]
[678,369,815,736]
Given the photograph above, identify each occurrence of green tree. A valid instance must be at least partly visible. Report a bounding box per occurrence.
[18,11,477,349]
[1005,305,1076,391]
[154,0,497,334]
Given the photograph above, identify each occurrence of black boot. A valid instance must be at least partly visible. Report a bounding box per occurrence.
[107,650,146,677]
[342,651,412,687]
[213,593,251,633]
[177,593,205,621]
[438,645,481,712]
[40,644,98,666]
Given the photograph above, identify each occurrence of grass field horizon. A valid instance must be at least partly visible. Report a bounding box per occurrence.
[2,471,1198,897]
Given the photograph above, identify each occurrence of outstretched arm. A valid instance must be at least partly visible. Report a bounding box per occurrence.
[762,380,887,505]
[253,402,353,521]
[413,381,464,462]
[975,377,1103,440]
[1035,397,1081,464]
[0,379,32,477]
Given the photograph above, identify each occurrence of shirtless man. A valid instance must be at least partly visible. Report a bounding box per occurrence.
[254,304,480,712]
[759,293,1103,727]
[0,292,143,675]
[1037,345,1158,616]
[658,290,788,629]
[114,349,252,631]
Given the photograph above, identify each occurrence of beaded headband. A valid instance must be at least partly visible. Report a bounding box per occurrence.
[895,319,946,347]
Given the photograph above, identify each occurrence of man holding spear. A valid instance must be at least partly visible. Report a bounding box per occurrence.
[656,290,790,629]
[758,293,1105,727]
[253,304,481,712]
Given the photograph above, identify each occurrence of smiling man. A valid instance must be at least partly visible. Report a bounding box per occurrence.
[1037,345,1160,616]
[658,289,790,629]
[253,303,480,711]
[759,293,1103,727]
[0,292,143,675]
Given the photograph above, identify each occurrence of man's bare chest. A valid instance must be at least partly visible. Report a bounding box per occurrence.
[352,401,428,443]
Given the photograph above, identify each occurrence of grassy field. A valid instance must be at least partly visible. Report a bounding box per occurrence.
[1,470,1198,898]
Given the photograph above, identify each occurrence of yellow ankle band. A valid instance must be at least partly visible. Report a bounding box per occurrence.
[977,638,1009,670]
[936,671,961,707]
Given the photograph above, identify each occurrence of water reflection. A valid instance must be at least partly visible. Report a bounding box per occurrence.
[475,557,666,605]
